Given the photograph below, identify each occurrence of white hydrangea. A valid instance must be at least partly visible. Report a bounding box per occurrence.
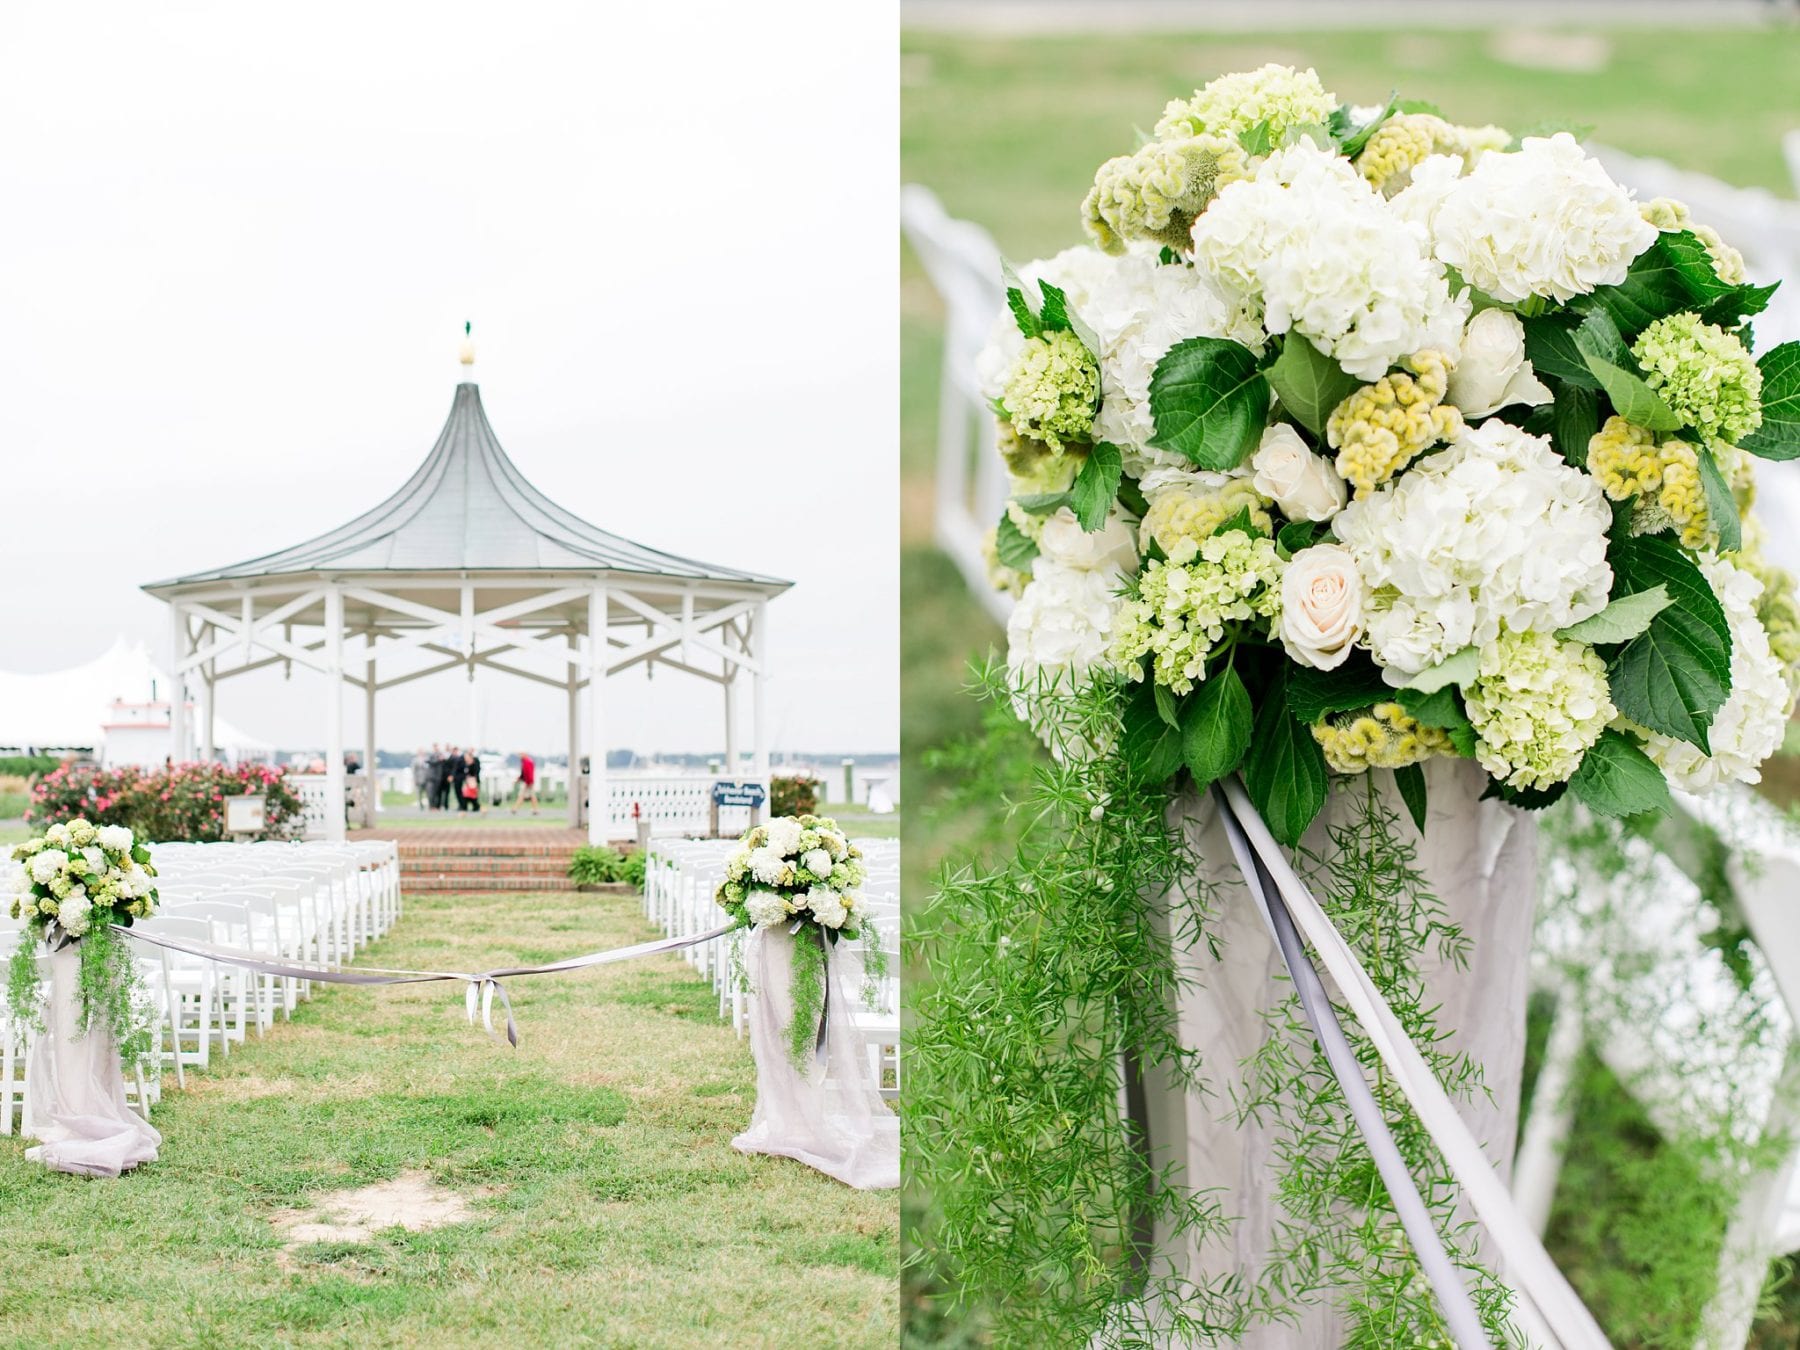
[1189,140,1469,381]
[762,818,804,856]
[747,846,789,886]
[745,888,790,929]
[1412,134,1656,304]
[1007,558,1122,694]
[96,825,134,853]
[59,890,92,937]
[800,848,833,878]
[1332,421,1613,679]
[29,850,67,885]
[805,887,849,930]
[1644,554,1794,792]
[1078,251,1263,476]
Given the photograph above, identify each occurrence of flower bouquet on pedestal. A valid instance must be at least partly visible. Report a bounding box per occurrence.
[6,818,164,1178]
[715,814,884,1068]
[916,62,1800,1346]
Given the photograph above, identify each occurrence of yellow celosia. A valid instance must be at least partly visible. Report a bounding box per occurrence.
[1355,114,1513,194]
[1326,350,1463,498]
[1138,477,1273,555]
[1311,703,1452,774]
[1082,134,1249,255]
[1639,197,1747,285]
[1585,414,1714,549]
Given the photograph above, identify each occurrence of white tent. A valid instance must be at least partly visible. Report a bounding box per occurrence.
[0,635,270,766]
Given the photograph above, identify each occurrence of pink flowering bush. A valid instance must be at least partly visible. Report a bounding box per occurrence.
[26,761,304,842]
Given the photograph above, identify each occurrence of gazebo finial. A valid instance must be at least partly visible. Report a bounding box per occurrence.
[458,320,475,378]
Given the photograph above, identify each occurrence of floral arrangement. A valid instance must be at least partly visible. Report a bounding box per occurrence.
[715,814,880,1067]
[27,760,304,843]
[5,819,159,1065]
[984,64,1800,842]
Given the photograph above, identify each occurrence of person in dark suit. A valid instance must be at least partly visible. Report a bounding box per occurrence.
[427,744,449,810]
[454,749,481,812]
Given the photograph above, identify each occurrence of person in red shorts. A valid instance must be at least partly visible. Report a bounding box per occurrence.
[512,751,539,815]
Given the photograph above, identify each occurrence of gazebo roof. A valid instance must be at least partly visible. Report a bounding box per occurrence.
[145,380,789,594]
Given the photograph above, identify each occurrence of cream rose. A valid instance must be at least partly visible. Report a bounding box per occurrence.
[1036,505,1139,575]
[1251,424,1346,523]
[1279,543,1365,670]
[1447,309,1553,418]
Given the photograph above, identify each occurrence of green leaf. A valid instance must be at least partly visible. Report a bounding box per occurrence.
[1699,281,1779,330]
[1148,337,1270,470]
[1237,120,1275,158]
[1582,231,1733,339]
[1153,680,1180,729]
[1121,682,1185,783]
[1210,505,1259,539]
[1276,518,1325,560]
[994,512,1038,571]
[1243,671,1329,848]
[1338,92,1398,158]
[1655,230,1737,304]
[1287,658,1392,725]
[1395,686,1478,758]
[1575,309,1683,431]
[1012,490,1072,515]
[1480,777,1569,811]
[1569,729,1674,820]
[1557,585,1671,645]
[1523,315,1601,391]
[1696,446,1742,553]
[1281,121,1332,151]
[1393,763,1427,833]
[1403,646,1479,695]
[1607,534,1732,752]
[1552,384,1600,467]
[1037,279,1072,332]
[1739,341,1800,461]
[1182,664,1253,790]
[1069,441,1124,532]
[1266,334,1361,438]
[1394,98,1445,117]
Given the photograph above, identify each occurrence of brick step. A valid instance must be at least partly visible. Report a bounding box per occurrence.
[403,876,583,894]
[395,846,583,861]
[401,857,576,874]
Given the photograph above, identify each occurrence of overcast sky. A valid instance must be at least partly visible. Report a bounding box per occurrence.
[0,1,898,760]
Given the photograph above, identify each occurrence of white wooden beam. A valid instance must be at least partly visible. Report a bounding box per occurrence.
[323,586,346,843]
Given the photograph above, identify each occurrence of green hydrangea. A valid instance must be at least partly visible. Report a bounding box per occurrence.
[1154,63,1338,144]
[1082,135,1247,255]
[1001,330,1100,452]
[1464,630,1615,790]
[1631,312,1763,446]
[1110,529,1283,695]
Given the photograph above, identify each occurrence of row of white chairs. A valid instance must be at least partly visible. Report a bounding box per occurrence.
[643,836,902,1098]
[1,839,400,1135]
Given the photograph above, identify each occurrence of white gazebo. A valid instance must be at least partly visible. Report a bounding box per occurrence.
[142,343,791,843]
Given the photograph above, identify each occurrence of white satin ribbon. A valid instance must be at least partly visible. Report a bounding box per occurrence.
[1217,777,1610,1350]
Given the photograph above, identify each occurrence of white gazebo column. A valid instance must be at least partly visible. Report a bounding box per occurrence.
[566,632,582,829]
[586,586,609,846]
[168,602,189,764]
[200,659,216,763]
[363,654,379,828]
[723,656,738,777]
[751,600,769,782]
[323,586,347,842]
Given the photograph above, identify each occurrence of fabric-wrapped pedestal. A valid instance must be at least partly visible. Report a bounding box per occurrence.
[1143,758,1537,1346]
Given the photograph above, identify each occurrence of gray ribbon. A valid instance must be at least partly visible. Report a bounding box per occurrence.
[1212,784,1492,1350]
[112,921,741,1049]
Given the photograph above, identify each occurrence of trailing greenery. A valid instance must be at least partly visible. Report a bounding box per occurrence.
[567,845,647,889]
[788,926,829,1069]
[5,940,39,1034]
[74,922,156,1067]
[1242,776,1514,1345]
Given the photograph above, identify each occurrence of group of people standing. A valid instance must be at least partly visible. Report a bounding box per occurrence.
[414,745,485,812]
[410,746,540,814]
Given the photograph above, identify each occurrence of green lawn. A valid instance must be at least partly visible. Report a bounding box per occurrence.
[900,22,1800,1348]
[0,889,897,1348]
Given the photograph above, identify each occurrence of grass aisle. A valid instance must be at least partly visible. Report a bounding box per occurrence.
[0,889,897,1348]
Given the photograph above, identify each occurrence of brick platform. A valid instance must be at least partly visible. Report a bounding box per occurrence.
[348,825,629,894]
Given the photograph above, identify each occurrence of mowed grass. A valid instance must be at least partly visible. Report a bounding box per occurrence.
[0,889,897,1348]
